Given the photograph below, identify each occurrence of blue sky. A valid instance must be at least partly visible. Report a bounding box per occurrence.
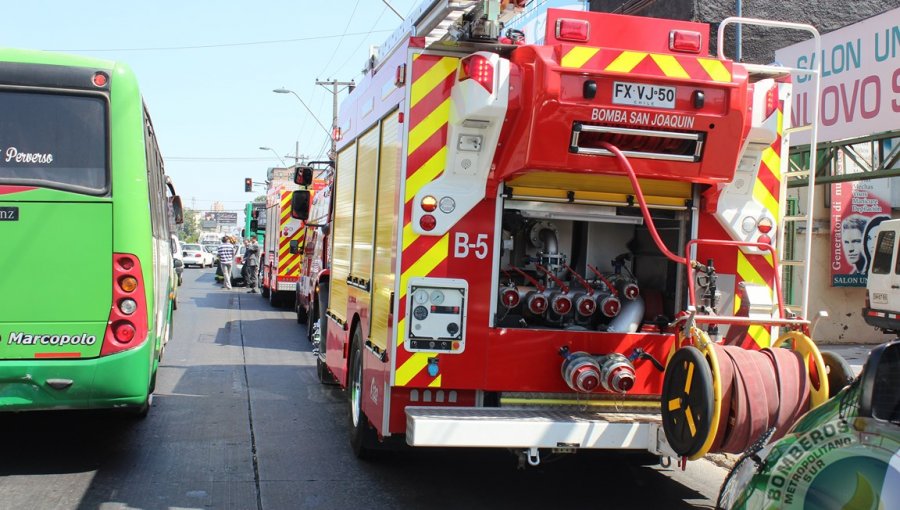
[3,0,422,222]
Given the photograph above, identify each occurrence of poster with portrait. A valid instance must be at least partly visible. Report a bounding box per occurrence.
[831,179,892,286]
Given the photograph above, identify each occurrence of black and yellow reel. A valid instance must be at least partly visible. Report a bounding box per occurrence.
[662,328,830,460]
[662,327,723,460]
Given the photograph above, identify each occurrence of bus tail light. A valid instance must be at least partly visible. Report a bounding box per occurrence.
[113,321,136,342]
[102,254,149,356]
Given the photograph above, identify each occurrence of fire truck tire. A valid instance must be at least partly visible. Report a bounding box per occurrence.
[306,299,317,342]
[318,281,330,345]
[296,295,308,324]
[317,357,337,385]
[661,346,714,458]
[821,351,854,398]
[348,328,377,459]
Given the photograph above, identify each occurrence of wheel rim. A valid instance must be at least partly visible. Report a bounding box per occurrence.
[351,348,362,427]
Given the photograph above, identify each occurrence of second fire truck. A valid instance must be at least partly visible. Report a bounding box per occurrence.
[261,167,305,306]
[291,0,840,465]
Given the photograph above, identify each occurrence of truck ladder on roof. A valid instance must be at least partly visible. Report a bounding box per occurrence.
[375,0,530,67]
[717,18,822,322]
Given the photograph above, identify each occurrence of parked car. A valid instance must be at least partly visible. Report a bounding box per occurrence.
[718,339,900,509]
[182,243,214,268]
[202,244,220,265]
[231,245,246,285]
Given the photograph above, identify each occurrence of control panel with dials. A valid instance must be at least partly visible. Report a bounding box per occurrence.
[405,277,468,353]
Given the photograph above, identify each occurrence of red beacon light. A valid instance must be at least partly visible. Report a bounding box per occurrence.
[459,54,494,94]
[92,72,108,87]
[669,30,702,54]
[555,18,590,42]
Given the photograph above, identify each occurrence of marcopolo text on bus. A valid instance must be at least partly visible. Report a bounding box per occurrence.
[7,332,97,346]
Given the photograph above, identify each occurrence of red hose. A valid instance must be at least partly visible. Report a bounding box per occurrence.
[599,142,688,266]
[712,345,810,454]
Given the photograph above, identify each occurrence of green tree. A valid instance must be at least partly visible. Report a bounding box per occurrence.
[181,209,200,242]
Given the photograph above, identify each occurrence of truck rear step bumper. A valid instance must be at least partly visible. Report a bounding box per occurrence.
[406,407,675,455]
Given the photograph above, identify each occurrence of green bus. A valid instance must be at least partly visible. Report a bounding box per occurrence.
[0,49,183,416]
[244,201,265,243]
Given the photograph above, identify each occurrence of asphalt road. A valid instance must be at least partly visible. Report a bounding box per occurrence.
[0,269,727,510]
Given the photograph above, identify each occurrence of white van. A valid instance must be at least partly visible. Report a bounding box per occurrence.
[864,219,900,333]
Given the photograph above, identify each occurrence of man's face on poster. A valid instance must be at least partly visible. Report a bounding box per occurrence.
[843,226,863,264]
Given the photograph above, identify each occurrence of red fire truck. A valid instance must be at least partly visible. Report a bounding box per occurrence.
[294,162,334,344]
[261,170,304,307]
[291,1,838,464]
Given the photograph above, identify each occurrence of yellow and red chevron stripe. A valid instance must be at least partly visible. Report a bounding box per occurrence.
[733,98,785,348]
[559,46,733,83]
[394,54,457,388]
[277,192,303,277]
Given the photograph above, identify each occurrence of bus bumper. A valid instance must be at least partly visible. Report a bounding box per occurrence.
[0,341,153,412]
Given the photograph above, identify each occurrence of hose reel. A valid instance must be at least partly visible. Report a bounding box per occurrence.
[661,329,829,460]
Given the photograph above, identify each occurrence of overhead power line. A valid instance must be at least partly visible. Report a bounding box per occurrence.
[168,157,273,162]
[333,6,389,75]
[319,0,362,77]
[49,30,392,53]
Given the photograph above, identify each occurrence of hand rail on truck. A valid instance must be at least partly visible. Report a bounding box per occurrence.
[717,17,822,322]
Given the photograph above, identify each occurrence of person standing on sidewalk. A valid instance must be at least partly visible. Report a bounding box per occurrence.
[244,237,261,293]
[217,236,236,290]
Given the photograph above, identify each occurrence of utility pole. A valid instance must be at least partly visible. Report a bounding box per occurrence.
[287,141,311,165]
[315,79,355,160]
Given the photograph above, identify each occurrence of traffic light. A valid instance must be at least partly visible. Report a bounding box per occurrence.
[244,177,253,192]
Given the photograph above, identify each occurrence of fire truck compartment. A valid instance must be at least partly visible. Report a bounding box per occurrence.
[495,182,691,333]
[406,407,674,454]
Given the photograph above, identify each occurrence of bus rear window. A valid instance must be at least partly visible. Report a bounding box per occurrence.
[0,90,107,194]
